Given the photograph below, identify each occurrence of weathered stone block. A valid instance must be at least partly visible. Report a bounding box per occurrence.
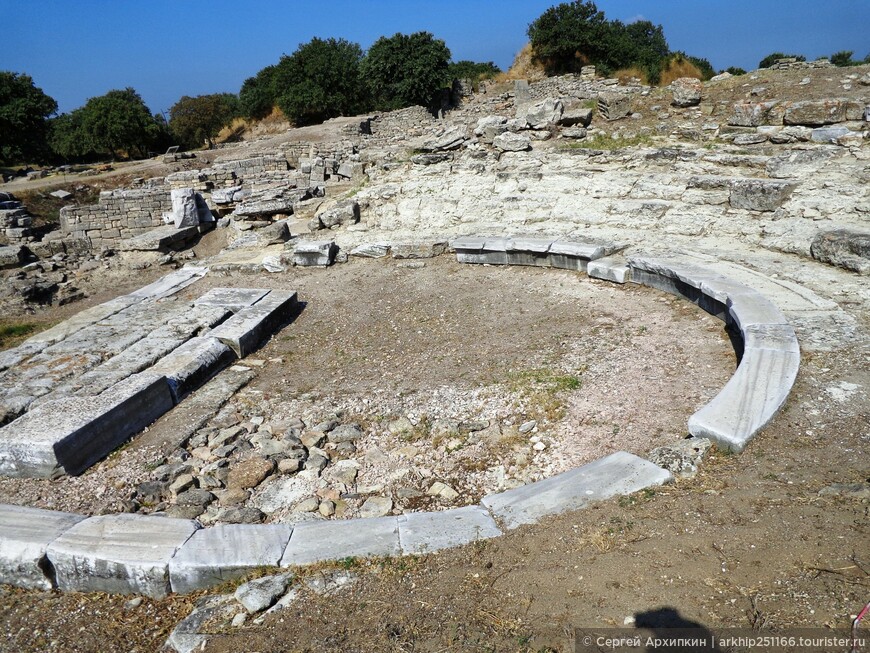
[0,372,174,477]
[398,506,502,554]
[482,452,673,529]
[293,240,336,267]
[0,505,86,590]
[47,514,199,598]
[169,524,292,593]
[280,517,400,566]
[208,290,298,357]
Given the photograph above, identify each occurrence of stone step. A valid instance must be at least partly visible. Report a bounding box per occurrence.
[451,235,620,270]
[628,255,800,452]
[118,223,213,252]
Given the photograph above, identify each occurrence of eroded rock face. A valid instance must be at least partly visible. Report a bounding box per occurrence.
[783,99,857,126]
[729,101,780,127]
[810,229,870,275]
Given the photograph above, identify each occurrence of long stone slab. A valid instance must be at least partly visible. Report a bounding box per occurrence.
[688,325,800,452]
[482,452,673,530]
[129,266,208,300]
[169,524,292,593]
[193,288,270,312]
[0,372,173,477]
[149,337,236,403]
[0,504,86,590]
[117,224,206,252]
[46,514,199,598]
[208,290,298,357]
[280,516,400,567]
[398,505,502,554]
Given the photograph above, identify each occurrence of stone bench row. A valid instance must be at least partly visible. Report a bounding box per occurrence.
[0,277,298,478]
[449,235,621,271]
[626,256,800,453]
[0,451,672,596]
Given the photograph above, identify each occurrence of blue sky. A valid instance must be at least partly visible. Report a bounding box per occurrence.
[2,0,868,115]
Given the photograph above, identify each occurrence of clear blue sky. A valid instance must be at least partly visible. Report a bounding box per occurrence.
[3,0,868,115]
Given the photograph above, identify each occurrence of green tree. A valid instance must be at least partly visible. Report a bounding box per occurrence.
[0,71,58,164]
[361,32,452,110]
[48,110,93,161]
[239,64,278,119]
[830,50,855,67]
[170,93,240,149]
[527,0,610,73]
[527,3,674,82]
[725,66,747,76]
[272,37,367,126]
[758,52,805,68]
[447,60,501,82]
[78,88,164,159]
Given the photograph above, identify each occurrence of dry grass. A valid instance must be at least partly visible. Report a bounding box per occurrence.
[494,43,547,82]
[613,66,649,85]
[215,117,249,144]
[659,55,704,86]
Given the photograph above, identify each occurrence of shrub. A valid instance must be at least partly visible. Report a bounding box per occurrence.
[758,52,805,68]
[725,66,747,76]
[361,32,451,110]
[659,53,704,85]
[830,50,854,66]
[239,64,278,120]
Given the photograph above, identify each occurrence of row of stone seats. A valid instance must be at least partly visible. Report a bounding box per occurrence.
[450,235,620,271]
[626,256,800,452]
[0,451,672,596]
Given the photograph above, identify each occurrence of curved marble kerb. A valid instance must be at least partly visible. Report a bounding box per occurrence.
[0,238,800,596]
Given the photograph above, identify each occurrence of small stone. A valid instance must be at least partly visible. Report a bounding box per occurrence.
[319,500,336,517]
[234,572,293,614]
[427,481,459,501]
[125,597,143,609]
[519,420,537,434]
[278,458,301,474]
[169,473,196,496]
[304,453,329,474]
[300,431,326,448]
[231,613,247,627]
[328,424,363,443]
[295,497,320,512]
[532,441,546,452]
[175,488,215,509]
[227,457,275,490]
[216,507,265,524]
[388,417,414,435]
[359,496,393,518]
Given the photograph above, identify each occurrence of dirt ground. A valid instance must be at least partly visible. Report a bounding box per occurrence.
[0,260,867,653]
[0,258,732,518]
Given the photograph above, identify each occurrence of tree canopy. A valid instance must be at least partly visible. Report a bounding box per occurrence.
[0,71,58,164]
[272,37,368,126]
[239,64,278,120]
[527,1,713,84]
[361,32,452,110]
[48,88,169,161]
[170,93,240,149]
[447,60,501,83]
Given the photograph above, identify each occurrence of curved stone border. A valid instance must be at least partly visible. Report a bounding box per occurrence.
[0,238,800,596]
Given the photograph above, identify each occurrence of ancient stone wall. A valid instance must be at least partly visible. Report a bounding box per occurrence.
[59,187,172,246]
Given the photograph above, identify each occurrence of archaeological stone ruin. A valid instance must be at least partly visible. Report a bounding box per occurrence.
[0,61,868,626]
